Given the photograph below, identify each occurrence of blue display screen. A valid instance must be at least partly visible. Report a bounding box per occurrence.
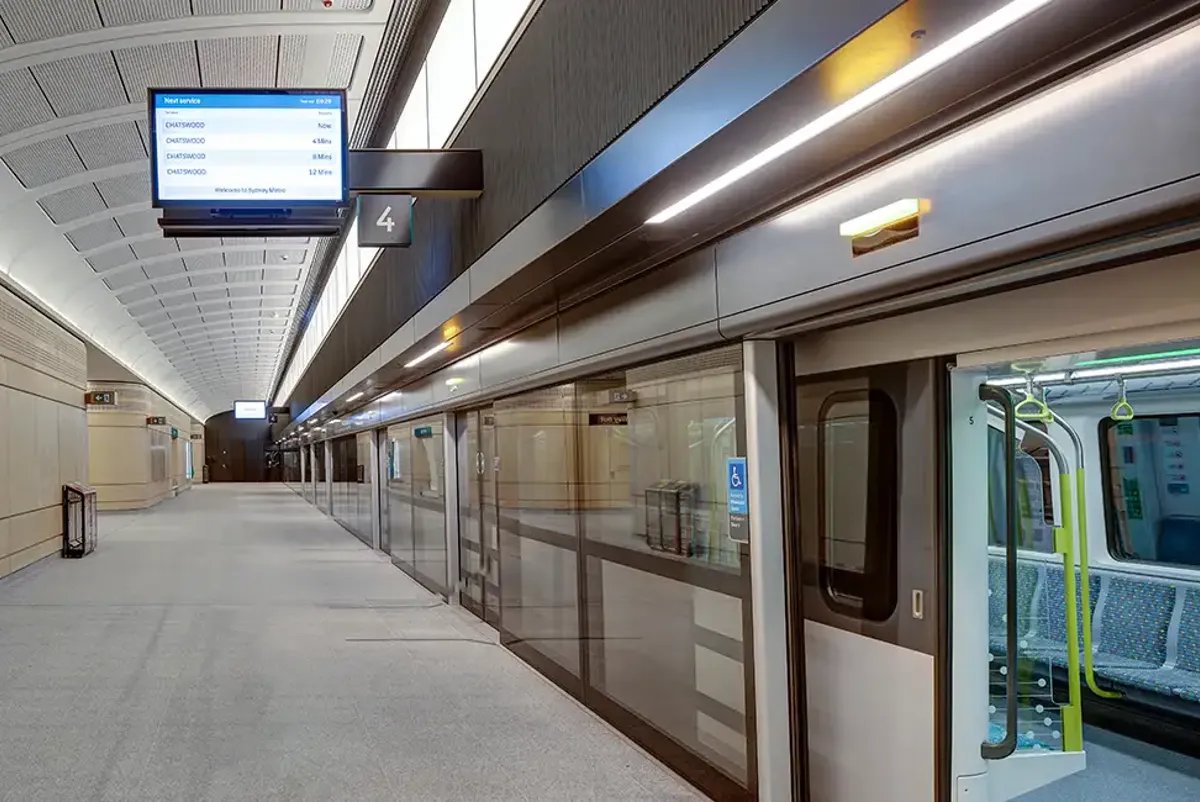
[149,89,348,207]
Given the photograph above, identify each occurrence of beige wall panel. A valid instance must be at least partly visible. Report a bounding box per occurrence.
[5,358,84,407]
[0,518,9,578]
[0,386,9,521]
[89,426,150,486]
[8,505,57,555]
[0,285,86,578]
[0,284,86,387]
[58,404,86,486]
[35,396,60,510]
[7,388,38,517]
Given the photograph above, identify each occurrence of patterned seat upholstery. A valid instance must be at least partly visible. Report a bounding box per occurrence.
[1088,584,1200,704]
[988,558,1040,654]
[1093,576,1172,671]
[985,561,1200,710]
[1022,565,1097,667]
[1170,588,1200,701]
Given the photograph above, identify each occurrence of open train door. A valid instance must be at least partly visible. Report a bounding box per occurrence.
[948,365,1089,799]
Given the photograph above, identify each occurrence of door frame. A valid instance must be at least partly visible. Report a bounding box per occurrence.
[454,406,502,626]
[376,428,390,554]
[781,343,950,802]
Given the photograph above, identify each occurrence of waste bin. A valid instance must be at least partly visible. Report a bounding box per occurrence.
[61,483,98,558]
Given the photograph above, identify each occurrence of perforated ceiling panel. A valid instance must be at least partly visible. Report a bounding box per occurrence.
[0,0,392,419]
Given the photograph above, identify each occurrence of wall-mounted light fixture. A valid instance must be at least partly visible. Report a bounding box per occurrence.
[839,198,929,255]
[839,198,928,238]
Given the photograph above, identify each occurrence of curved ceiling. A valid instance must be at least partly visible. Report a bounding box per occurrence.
[0,0,394,421]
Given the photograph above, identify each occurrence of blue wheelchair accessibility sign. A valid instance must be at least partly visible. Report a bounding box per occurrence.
[727,457,749,543]
[728,459,747,514]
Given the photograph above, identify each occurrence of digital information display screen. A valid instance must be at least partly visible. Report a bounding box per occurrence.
[150,90,347,206]
[234,401,267,420]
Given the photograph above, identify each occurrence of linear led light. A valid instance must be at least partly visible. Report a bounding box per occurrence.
[1075,347,1200,367]
[328,418,340,424]
[346,391,364,402]
[840,198,928,238]
[1072,357,1200,381]
[405,340,452,368]
[985,356,1200,387]
[985,372,1067,387]
[645,0,1054,225]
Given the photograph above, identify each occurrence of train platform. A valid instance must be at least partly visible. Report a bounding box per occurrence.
[0,484,701,802]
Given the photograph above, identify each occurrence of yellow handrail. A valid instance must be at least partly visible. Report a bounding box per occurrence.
[1076,467,1122,700]
[1057,472,1085,752]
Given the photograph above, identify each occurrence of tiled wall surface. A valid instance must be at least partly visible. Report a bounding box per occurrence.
[0,283,88,578]
[86,381,198,511]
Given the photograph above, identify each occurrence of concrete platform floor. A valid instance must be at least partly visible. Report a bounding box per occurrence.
[0,484,704,802]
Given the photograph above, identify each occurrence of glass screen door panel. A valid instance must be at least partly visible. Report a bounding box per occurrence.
[458,411,486,616]
[481,411,501,625]
[379,434,391,553]
[457,408,501,626]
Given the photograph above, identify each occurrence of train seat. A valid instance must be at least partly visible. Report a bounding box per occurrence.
[1086,582,1200,705]
[1021,564,1095,667]
[1168,587,1200,702]
[1092,575,1173,671]
[987,558,1041,654]
[983,557,1200,709]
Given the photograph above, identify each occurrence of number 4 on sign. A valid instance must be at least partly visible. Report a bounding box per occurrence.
[376,206,395,232]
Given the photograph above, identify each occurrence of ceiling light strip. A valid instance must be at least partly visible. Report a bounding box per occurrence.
[985,357,1200,387]
[645,0,1054,225]
[404,339,451,368]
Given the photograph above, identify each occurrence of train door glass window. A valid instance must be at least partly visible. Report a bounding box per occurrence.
[385,424,415,572]
[579,346,751,787]
[1102,413,1200,567]
[410,417,448,594]
[986,424,1057,554]
[493,383,582,677]
[457,411,485,613]
[805,387,898,622]
[490,346,754,799]
[356,432,374,545]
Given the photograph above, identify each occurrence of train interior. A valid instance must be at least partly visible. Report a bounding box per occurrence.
[956,337,1200,800]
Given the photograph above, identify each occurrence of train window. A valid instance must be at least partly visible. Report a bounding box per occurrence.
[986,425,1056,553]
[1101,414,1200,568]
[816,390,899,621]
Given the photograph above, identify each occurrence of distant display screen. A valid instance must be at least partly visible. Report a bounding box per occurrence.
[234,401,267,420]
[149,89,348,206]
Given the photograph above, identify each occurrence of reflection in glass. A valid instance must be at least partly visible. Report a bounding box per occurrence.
[495,385,581,675]
[383,417,447,595]
[412,420,448,593]
[476,347,751,788]
[457,411,485,613]
[313,441,329,512]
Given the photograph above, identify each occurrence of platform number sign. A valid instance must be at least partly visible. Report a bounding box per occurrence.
[357,194,412,247]
[727,457,749,543]
[377,206,395,232]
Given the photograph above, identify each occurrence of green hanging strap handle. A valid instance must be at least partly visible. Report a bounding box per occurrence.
[1014,375,1053,422]
[1110,377,1134,421]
